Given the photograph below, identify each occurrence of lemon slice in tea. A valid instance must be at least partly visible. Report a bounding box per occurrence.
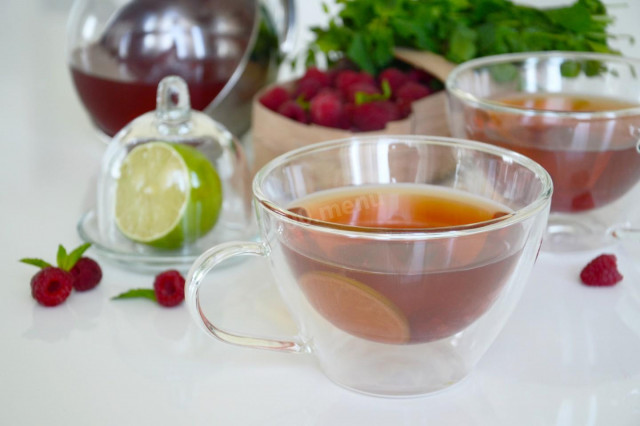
[115,142,222,249]
[299,271,410,344]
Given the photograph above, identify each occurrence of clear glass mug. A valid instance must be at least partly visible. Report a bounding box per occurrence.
[446,52,640,251]
[186,136,552,397]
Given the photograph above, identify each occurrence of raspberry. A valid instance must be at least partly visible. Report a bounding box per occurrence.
[407,68,435,85]
[326,67,342,86]
[310,90,348,129]
[259,86,290,111]
[30,267,73,307]
[580,254,623,286]
[294,78,323,101]
[349,101,400,131]
[70,257,103,291]
[278,100,308,123]
[153,270,185,307]
[378,68,409,94]
[395,98,413,119]
[571,191,596,211]
[396,81,432,103]
[335,70,376,98]
[395,81,433,117]
[299,67,331,87]
[345,82,381,103]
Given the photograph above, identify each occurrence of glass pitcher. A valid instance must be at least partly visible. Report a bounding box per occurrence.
[67,0,296,138]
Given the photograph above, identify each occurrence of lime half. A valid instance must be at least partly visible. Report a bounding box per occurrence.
[115,142,222,249]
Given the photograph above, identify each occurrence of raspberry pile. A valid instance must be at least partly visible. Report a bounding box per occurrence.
[20,243,103,307]
[580,253,623,287]
[259,66,437,132]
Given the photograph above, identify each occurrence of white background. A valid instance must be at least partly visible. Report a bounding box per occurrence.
[1,1,640,425]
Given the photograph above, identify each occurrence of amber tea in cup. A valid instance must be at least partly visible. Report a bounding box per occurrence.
[467,93,640,213]
[284,184,520,344]
[186,136,552,396]
[447,52,640,250]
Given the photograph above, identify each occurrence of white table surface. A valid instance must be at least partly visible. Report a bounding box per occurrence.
[2,1,640,425]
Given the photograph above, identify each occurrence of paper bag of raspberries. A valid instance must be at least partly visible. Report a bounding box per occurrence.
[250,0,622,173]
[251,65,448,173]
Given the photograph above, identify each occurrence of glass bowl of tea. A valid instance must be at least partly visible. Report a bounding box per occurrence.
[446,52,640,251]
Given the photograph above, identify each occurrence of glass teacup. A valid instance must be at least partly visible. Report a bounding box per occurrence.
[446,52,640,251]
[186,136,552,397]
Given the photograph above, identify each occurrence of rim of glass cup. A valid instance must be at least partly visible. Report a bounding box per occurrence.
[253,135,553,241]
[446,51,640,120]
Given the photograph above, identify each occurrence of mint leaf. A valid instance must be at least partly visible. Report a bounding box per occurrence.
[544,3,592,33]
[369,23,394,68]
[347,34,376,75]
[489,63,519,83]
[65,243,91,270]
[19,258,52,269]
[561,60,582,78]
[447,25,477,63]
[56,245,68,270]
[584,60,605,77]
[355,79,392,105]
[112,289,157,302]
[295,95,310,111]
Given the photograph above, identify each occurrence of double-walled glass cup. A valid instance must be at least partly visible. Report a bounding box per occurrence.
[446,52,640,251]
[186,136,552,397]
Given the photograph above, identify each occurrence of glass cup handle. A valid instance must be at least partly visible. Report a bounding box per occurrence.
[185,241,309,353]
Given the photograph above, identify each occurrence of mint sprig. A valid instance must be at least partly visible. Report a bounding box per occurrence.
[57,243,91,271]
[20,242,91,271]
[112,289,157,302]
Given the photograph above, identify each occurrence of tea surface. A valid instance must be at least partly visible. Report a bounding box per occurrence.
[496,93,637,112]
[290,184,508,229]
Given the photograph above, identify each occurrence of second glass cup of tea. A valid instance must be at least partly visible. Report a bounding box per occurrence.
[446,52,640,251]
[186,136,552,397]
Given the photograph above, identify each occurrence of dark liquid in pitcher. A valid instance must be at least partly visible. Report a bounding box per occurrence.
[70,40,241,136]
[282,185,524,345]
[68,0,256,136]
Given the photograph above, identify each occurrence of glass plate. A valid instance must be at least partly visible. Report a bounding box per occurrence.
[77,210,256,273]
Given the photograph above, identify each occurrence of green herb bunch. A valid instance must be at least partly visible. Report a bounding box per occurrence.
[307,0,622,75]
